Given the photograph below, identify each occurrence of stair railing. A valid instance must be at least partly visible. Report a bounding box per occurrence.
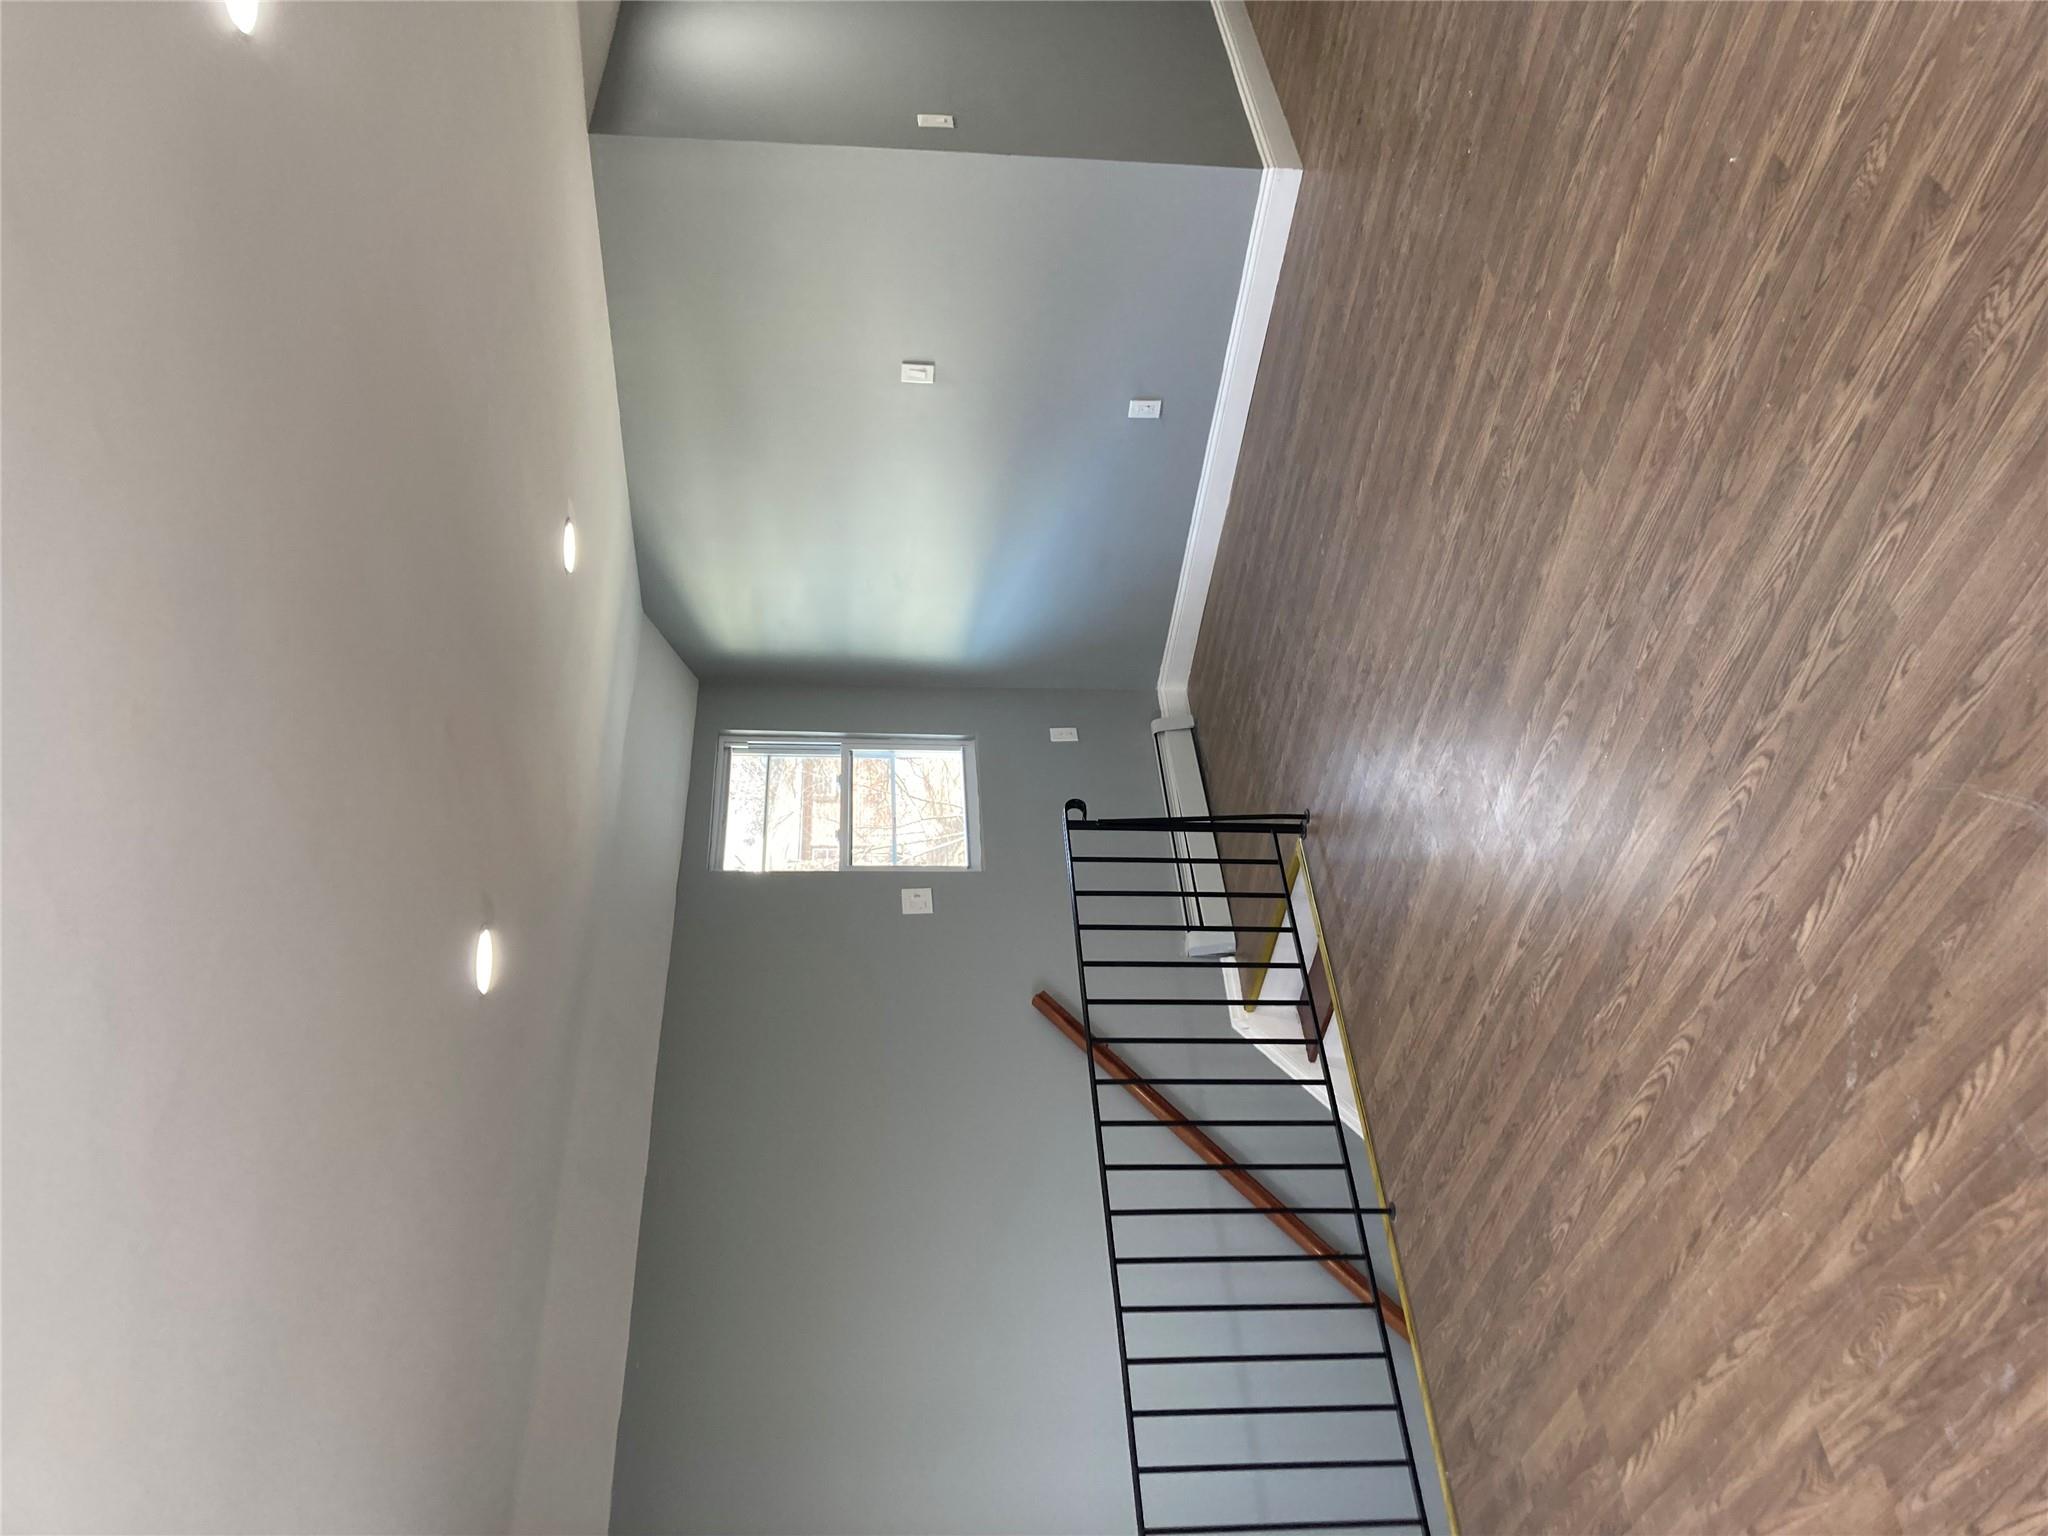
[1058,800,1433,1536]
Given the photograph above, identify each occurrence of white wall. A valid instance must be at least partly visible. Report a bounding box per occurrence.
[511,617,695,1534]
[2,4,691,1530]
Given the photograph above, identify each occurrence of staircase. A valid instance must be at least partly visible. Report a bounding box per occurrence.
[1056,800,1436,1536]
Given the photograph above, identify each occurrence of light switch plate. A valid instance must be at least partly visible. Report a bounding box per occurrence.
[901,887,934,915]
[1050,727,1079,742]
[1128,398,1162,419]
[900,361,936,385]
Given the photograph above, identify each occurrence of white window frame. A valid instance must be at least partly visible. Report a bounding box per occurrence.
[714,732,982,873]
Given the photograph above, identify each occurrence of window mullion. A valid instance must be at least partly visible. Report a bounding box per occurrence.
[839,744,852,871]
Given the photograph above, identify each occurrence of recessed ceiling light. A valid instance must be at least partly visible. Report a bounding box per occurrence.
[474,928,497,995]
[562,516,578,574]
[225,0,258,35]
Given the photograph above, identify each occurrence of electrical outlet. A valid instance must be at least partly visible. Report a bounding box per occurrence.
[900,361,936,385]
[916,113,956,129]
[1128,398,1162,419]
[1050,727,1079,742]
[901,887,934,915]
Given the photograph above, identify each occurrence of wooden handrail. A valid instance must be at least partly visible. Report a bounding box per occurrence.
[1031,990,1409,1342]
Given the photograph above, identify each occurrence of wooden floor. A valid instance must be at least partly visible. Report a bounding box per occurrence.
[1191,5,2048,1530]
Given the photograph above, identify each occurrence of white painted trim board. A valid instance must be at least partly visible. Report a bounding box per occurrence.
[1156,0,1301,716]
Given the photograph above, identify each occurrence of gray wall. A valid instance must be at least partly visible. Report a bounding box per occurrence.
[2,5,692,1530]
[594,1,1257,167]
[610,684,1452,1534]
[591,135,1258,687]
[610,684,1164,1532]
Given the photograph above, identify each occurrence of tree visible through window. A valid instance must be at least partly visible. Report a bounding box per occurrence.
[851,747,969,867]
[720,736,975,872]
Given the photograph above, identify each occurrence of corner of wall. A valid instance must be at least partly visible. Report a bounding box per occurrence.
[507,612,698,1535]
[578,0,623,123]
[1155,3,1302,719]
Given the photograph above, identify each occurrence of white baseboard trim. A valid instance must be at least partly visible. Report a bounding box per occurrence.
[1156,1,1301,718]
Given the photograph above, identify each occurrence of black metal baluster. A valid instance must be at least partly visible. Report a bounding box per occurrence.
[1062,803,1434,1536]
[1064,801,1147,1534]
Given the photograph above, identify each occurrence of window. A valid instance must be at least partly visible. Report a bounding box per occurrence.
[719,735,977,872]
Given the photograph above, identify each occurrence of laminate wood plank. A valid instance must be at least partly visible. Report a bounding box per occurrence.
[1190,4,2048,1529]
